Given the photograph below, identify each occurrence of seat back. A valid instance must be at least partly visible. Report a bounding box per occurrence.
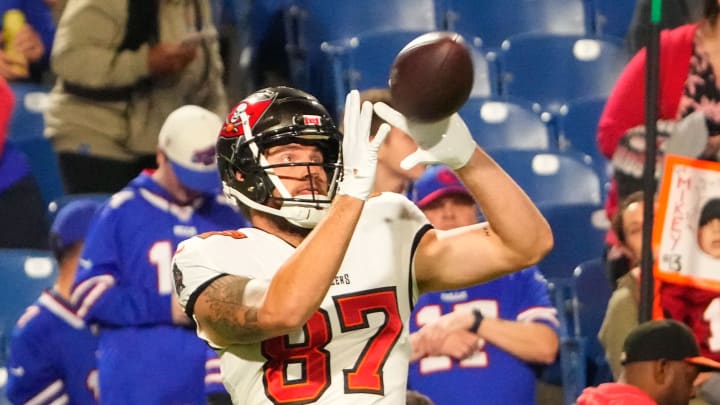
[558,97,611,184]
[444,0,588,48]
[538,203,609,279]
[284,0,439,101]
[0,249,57,331]
[500,33,627,113]
[322,29,497,115]
[489,150,602,206]
[593,0,635,39]
[573,258,614,386]
[459,96,554,151]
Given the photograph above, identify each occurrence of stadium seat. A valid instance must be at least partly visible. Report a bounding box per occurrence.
[488,150,603,206]
[499,33,628,113]
[458,96,554,151]
[7,137,65,207]
[593,0,635,39]
[322,29,497,115]
[283,0,439,102]
[573,258,614,386]
[558,97,611,184]
[0,249,57,404]
[47,193,110,223]
[7,82,51,141]
[0,250,57,330]
[443,0,588,49]
[538,203,609,280]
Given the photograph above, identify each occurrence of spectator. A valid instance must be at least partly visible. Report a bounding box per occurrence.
[407,165,560,405]
[0,75,48,249]
[70,105,247,404]
[599,191,645,379]
[171,87,553,403]
[359,88,425,194]
[6,198,102,404]
[578,319,720,405]
[598,0,720,281]
[0,0,55,82]
[45,0,227,194]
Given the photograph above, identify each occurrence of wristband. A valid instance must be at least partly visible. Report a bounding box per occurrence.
[469,308,484,333]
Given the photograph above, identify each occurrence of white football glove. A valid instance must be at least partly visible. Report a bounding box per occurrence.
[337,90,390,200]
[373,102,476,170]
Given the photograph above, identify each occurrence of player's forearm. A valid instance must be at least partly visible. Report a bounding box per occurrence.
[457,149,553,266]
[478,318,559,364]
[259,195,365,329]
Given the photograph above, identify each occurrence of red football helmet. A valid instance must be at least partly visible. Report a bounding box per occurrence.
[217,87,342,228]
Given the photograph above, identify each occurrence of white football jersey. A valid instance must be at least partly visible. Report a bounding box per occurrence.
[172,193,430,404]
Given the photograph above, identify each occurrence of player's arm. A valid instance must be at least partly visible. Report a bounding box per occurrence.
[416,148,553,291]
[374,105,552,292]
[191,195,367,346]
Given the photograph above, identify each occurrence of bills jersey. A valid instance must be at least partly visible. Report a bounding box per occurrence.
[70,173,248,404]
[6,290,99,405]
[408,267,559,405]
[661,282,720,362]
[173,193,430,405]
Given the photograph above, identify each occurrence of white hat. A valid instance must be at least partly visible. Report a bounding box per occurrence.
[158,105,223,193]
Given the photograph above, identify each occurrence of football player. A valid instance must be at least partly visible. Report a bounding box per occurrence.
[172,87,553,403]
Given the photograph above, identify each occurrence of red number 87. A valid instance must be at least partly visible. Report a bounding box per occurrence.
[261,288,402,404]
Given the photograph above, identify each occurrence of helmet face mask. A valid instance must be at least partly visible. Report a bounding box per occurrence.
[218,87,343,228]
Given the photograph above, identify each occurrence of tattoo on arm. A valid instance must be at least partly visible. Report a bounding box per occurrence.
[200,276,268,344]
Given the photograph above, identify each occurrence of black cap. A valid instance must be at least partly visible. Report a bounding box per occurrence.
[699,198,720,228]
[621,320,720,372]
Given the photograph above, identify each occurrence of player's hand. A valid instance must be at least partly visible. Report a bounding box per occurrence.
[336,90,390,200]
[373,102,475,170]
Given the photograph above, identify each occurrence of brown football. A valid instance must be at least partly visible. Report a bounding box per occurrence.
[389,32,474,122]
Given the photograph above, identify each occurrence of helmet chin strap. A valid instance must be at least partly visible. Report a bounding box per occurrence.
[223,183,329,229]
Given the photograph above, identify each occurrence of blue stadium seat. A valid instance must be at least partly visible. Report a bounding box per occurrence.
[0,249,57,404]
[558,97,611,185]
[7,82,51,141]
[538,203,609,279]
[0,249,57,331]
[499,33,628,113]
[593,0,635,39]
[47,193,110,223]
[284,0,439,101]
[459,96,554,151]
[443,0,588,49]
[322,30,497,115]
[488,150,603,206]
[7,137,65,207]
[573,258,613,386]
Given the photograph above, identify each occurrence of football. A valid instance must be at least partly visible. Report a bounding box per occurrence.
[388,31,474,123]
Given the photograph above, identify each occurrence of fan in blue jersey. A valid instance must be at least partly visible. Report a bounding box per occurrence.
[6,198,103,405]
[408,165,560,405]
[69,105,248,404]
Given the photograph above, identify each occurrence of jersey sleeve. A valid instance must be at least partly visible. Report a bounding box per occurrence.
[515,267,560,333]
[172,235,227,317]
[6,320,65,405]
